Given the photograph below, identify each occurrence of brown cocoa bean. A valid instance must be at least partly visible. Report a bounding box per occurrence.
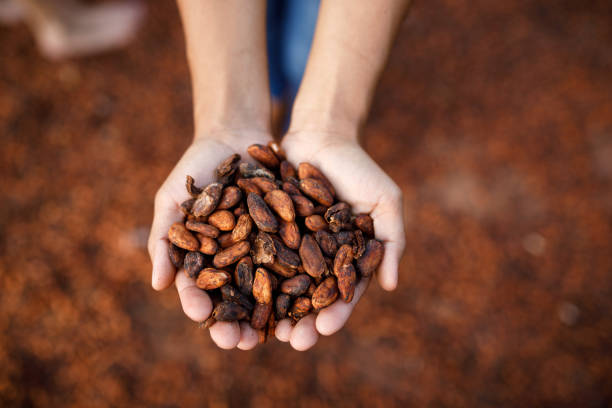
[247,144,280,168]
[333,244,354,276]
[239,162,275,179]
[312,277,339,310]
[291,194,315,217]
[201,316,216,329]
[314,230,338,257]
[267,141,286,160]
[266,311,276,340]
[297,162,336,197]
[265,261,297,278]
[252,231,276,264]
[305,214,327,232]
[289,297,312,320]
[212,301,249,321]
[264,189,295,222]
[313,205,327,215]
[352,230,366,259]
[299,234,326,278]
[213,241,250,268]
[335,230,354,246]
[192,182,223,217]
[357,239,384,277]
[271,236,301,269]
[237,178,262,195]
[253,267,272,304]
[251,302,272,329]
[280,161,297,181]
[306,282,316,297]
[278,220,301,250]
[168,222,199,251]
[196,268,231,290]
[196,233,218,255]
[217,186,242,210]
[233,201,247,216]
[354,213,375,236]
[282,180,301,195]
[252,176,278,193]
[268,272,279,291]
[220,285,254,311]
[180,198,196,215]
[247,192,278,233]
[235,256,253,296]
[217,232,234,248]
[215,153,241,185]
[186,175,203,197]
[275,294,291,320]
[324,202,351,233]
[336,263,356,302]
[168,244,186,268]
[207,210,235,231]
[280,274,311,296]
[231,214,253,243]
[299,178,334,206]
[185,220,220,238]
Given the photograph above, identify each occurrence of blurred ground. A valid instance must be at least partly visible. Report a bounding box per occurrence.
[1,0,612,407]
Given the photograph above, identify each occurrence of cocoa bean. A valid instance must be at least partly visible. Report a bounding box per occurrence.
[215,153,241,185]
[168,244,186,269]
[275,294,291,319]
[266,310,276,340]
[213,241,251,268]
[252,231,276,264]
[212,301,249,321]
[297,162,336,197]
[247,144,280,168]
[168,222,199,251]
[231,214,253,243]
[268,272,279,291]
[314,230,338,257]
[280,274,311,296]
[252,176,278,193]
[305,214,327,232]
[278,220,301,250]
[201,316,216,328]
[357,239,384,277]
[289,297,312,320]
[335,230,354,246]
[196,268,231,290]
[267,141,286,160]
[237,178,262,195]
[207,210,235,231]
[253,267,272,304]
[333,244,354,276]
[306,282,317,297]
[195,233,218,255]
[325,202,351,233]
[299,234,326,278]
[180,198,196,215]
[336,263,356,302]
[220,285,254,312]
[217,186,242,210]
[217,232,234,248]
[247,192,278,233]
[291,194,315,217]
[298,178,334,207]
[234,256,253,296]
[186,175,203,198]
[251,302,272,329]
[271,236,301,269]
[282,180,301,196]
[264,189,295,222]
[185,220,220,238]
[280,161,297,181]
[265,261,297,278]
[233,201,247,217]
[354,213,375,236]
[352,230,366,259]
[239,162,275,179]
[192,182,223,217]
[312,277,339,310]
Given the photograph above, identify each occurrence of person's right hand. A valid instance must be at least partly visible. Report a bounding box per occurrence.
[147,131,272,351]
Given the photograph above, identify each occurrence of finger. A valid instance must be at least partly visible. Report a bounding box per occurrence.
[209,321,241,350]
[289,315,319,351]
[274,319,293,342]
[370,193,405,291]
[175,270,212,322]
[237,321,259,350]
[315,278,370,336]
[149,192,183,290]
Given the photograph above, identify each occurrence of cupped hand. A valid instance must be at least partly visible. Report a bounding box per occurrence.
[147,132,272,351]
[276,131,406,350]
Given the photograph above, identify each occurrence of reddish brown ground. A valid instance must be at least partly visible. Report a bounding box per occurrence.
[1,0,612,407]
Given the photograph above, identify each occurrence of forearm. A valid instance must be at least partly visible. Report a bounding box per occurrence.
[289,0,410,138]
[177,0,271,138]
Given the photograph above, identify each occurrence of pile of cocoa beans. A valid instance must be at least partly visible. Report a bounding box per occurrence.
[167,142,384,342]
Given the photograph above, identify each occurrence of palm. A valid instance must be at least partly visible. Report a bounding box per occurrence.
[148,133,272,350]
[273,132,405,350]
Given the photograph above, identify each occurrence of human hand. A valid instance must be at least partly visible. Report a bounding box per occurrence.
[274,131,406,350]
[147,131,272,350]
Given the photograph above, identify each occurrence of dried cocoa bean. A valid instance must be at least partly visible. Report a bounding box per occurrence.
[168,222,199,251]
[306,282,316,297]
[314,230,338,257]
[271,236,301,269]
[213,241,251,268]
[234,256,253,296]
[251,302,272,329]
[352,230,366,259]
[253,267,272,304]
[252,177,278,193]
[212,301,249,321]
[207,210,235,231]
[357,239,384,277]
[297,162,336,197]
[275,294,291,319]
[186,175,203,197]
[215,153,241,185]
[267,141,286,160]
[252,231,276,264]
[217,232,234,248]
[354,213,375,236]
[282,180,301,195]
[305,214,327,232]
[192,182,223,217]
[180,198,196,215]
[233,201,247,216]
[336,263,356,303]
[298,178,334,207]
[299,234,326,278]
[291,194,315,217]
[333,244,354,276]
[237,178,262,195]
[264,189,295,222]
[196,268,231,290]
[247,192,278,233]
[268,272,279,291]
[239,162,275,179]
[247,144,280,168]
[312,277,339,310]
[196,233,218,255]
[217,186,242,209]
[231,214,253,243]
[265,261,297,278]
[289,297,312,320]
[168,244,186,269]
[325,202,351,233]
[185,220,220,238]
[278,220,301,250]
[280,161,297,181]
[220,285,254,312]
[335,230,354,246]
[280,274,311,296]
